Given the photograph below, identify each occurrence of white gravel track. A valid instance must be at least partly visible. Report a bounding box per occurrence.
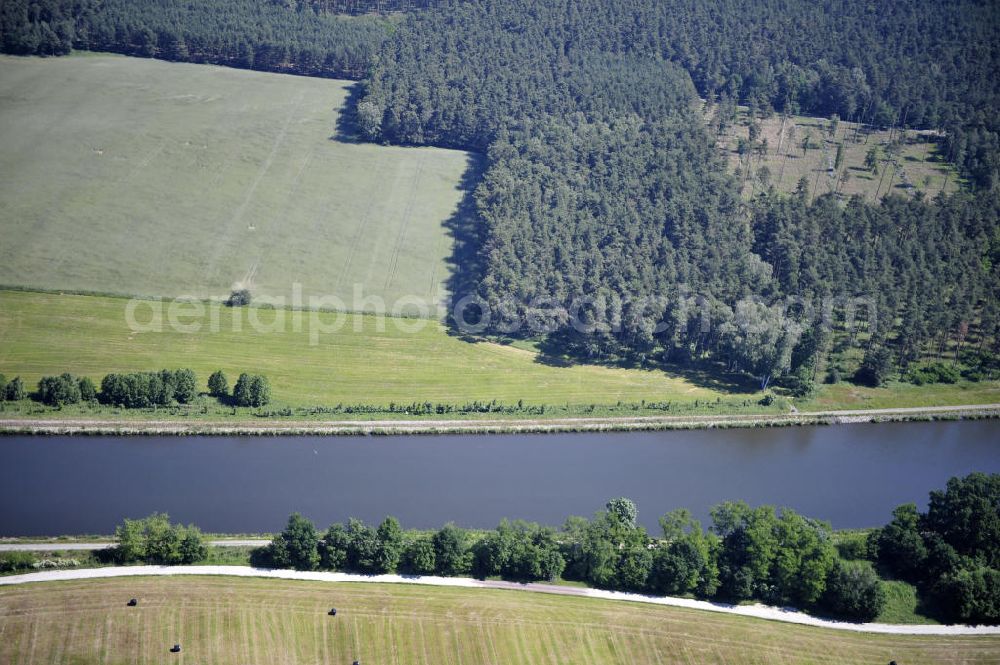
[1,565,997,635]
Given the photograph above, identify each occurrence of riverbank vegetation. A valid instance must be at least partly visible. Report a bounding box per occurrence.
[112,513,207,565]
[252,500,889,622]
[868,474,1000,625]
[243,473,1000,625]
[17,474,977,625]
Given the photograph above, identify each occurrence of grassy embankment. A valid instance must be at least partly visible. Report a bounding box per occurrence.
[1,577,996,664]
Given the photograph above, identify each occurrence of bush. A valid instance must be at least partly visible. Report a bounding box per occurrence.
[226,288,251,307]
[401,537,437,575]
[906,362,961,386]
[874,504,927,583]
[208,370,229,397]
[233,373,271,407]
[249,544,277,568]
[78,377,97,402]
[267,513,319,571]
[101,372,160,407]
[835,533,870,561]
[923,472,1000,567]
[171,368,198,403]
[824,368,841,384]
[335,516,405,574]
[852,347,893,387]
[32,558,80,569]
[432,524,472,576]
[820,560,887,622]
[37,373,82,406]
[783,374,816,398]
[112,513,207,565]
[250,374,271,406]
[932,566,1000,625]
[0,373,6,400]
[319,523,350,570]
[472,520,565,582]
[0,551,36,573]
[4,376,26,401]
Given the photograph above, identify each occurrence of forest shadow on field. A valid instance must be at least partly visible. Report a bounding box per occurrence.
[442,153,488,340]
[532,336,761,394]
[331,81,365,143]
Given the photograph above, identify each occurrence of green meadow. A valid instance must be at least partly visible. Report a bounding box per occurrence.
[0,54,471,305]
[0,290,727,406]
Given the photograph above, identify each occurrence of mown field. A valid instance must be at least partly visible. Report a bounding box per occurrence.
[0,290,728,406]
[714,105,961,200]
[0,54,471,306]
[1,577,995,664]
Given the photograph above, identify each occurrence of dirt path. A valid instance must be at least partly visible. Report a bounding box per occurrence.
[0,403,997,435]
[0,565,996,635]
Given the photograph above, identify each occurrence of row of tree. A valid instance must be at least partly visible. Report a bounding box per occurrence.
[254,496,885,622]
[16,368,271,408]
[100,369,198,408]
[101,474,995,623]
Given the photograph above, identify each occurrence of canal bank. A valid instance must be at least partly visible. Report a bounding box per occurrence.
[1,403,999,435]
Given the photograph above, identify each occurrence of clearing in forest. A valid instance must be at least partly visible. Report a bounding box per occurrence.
[710,104,962,201]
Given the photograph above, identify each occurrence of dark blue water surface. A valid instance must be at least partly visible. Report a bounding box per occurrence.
[1,420,997,535]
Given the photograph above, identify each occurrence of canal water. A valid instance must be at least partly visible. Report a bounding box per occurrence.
[1,420,997,535]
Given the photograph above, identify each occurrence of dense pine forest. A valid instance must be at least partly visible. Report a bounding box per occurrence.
[0,0,391,78]
[3,0,999,392]
[359,0,1000,390]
